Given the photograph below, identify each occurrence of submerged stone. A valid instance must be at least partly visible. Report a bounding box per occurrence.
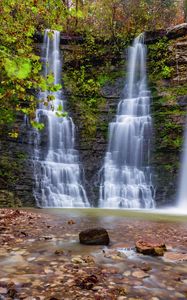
[79,228,110,245]
[132,269,150,279]
[135,239,166,256]
[164,252,187,261]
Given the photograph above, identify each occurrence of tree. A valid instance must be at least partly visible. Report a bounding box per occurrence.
[0,0,67,135]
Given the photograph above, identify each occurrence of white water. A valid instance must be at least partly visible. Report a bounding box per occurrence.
[178,117,187,210]
[33,29,89,208]
[100,35,155,209]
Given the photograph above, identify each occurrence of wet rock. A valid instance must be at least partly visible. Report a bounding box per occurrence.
[54,249,64,255]
[79,228,110,245]
[0,226,6,233]
[92,286,102,291]
[123,271,131,276]
[103,249,125,260]
[140,263,152,272]
[132,269,150,279]
[0,287,7,294]
[71,256,85,264]
[7,282,17,298]
[135,240,166,256]
[67,219,75,225]
[43,235,53,240]
[44,267,54,274]
[82,255,95,264]
[164,252,187,261]
[75,274,98,290]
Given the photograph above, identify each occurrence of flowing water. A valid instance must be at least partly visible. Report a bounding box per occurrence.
[100,35,155,208]
[33,29,89,208]
[178,117,187,210]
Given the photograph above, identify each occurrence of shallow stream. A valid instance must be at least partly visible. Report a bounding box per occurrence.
[0,209,187,299]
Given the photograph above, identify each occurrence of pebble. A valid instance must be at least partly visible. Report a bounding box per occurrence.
[174,293,186,298]
[182,279,187,284]
[43,235,53,240]
[27,257,36,262]
[71,256,84,264]
[123,271,131,276]
[44,268,54,274]
[132,270,150,279]
[109,282,116,285]
[164,252,187,261]
[0,287,7,294]
[92,286,102,291]
[167,286,175,291]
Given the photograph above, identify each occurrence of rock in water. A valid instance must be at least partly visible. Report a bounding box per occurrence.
[79,228,110,245]
[135,240,166,256]
[164,252,187,262]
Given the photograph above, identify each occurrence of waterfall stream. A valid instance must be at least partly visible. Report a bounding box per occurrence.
[178,119,187,209]
[100,35,155,208]
[33,29,89,208]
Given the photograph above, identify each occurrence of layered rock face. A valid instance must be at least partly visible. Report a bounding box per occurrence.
[0,118,35,207]
[148,24,187,206]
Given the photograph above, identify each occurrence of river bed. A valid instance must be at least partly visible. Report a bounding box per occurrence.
[0,208,187,299]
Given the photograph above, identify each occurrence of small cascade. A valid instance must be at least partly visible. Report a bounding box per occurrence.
[177,119,187,210]
[33,29,89,208]
[100,34,155,209]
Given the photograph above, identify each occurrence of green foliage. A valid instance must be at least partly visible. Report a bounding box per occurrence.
[55,104,68,118]
[148,38,173,81]
[63,41,126,140]
[31,121,45,130]
[0,0,68,134]
[161,65,173,79]
[4,58,32,79]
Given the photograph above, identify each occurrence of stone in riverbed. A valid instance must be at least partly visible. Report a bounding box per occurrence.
[164,252,187,261]
[135,240,166,256]
[79,228,110,245]
[132,269,150,279]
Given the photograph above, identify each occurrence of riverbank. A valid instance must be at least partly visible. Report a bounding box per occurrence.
[0,208,187,299]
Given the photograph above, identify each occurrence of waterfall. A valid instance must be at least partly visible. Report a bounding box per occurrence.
[33,29,89,208]
[178,119,187,209]
[99,34,155,209]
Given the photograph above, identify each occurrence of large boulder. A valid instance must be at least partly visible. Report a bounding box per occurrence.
[135,240,167,256]
[79,227,110,245]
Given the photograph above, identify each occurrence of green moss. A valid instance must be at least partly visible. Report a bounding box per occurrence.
[63,40,125,141]
[0,190,22,208]
[0,152,27,187]
[148,38,173,81]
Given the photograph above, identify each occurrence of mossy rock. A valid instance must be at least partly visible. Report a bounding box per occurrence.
[0,190,22,208]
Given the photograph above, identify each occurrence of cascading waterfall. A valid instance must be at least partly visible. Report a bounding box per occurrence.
[177,120,187,209]
[33,29,89,208]
[100,34,155,209]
